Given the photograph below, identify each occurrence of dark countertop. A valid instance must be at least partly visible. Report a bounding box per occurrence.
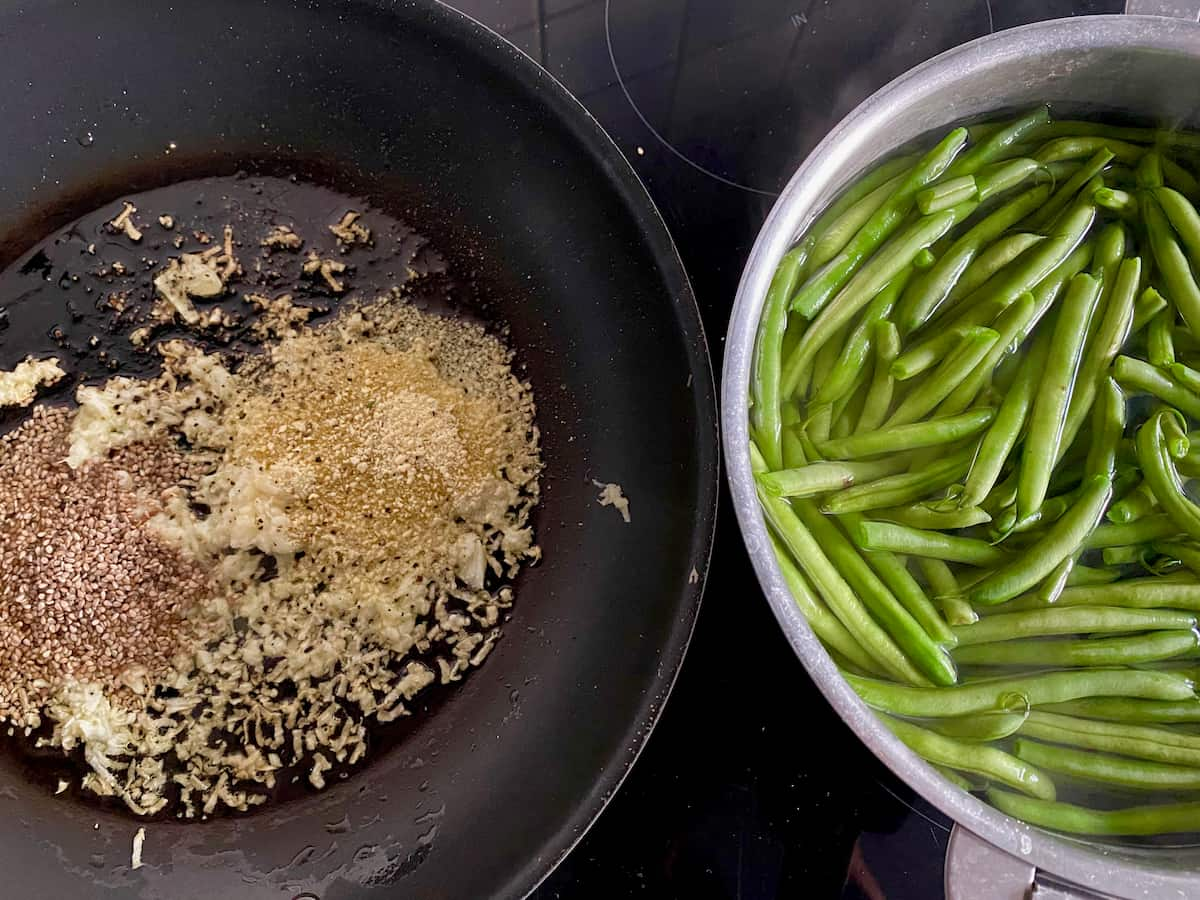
[439,2,1123,896]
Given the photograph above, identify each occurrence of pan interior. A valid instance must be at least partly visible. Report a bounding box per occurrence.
[0,1,716,898]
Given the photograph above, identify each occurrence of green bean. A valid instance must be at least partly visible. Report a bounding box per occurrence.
[1015,738,1200,792]
[821,446,976,515]
[903,200,1096,369]
[845,668,1195,718]
[976,157,1041,202]
[790,128,968,318]
[1067,564,1122,586]
[842,515,955,645]
[881,714,1055,800]
[780,409,808,470]
[956,631,1199,668]
[954,605,1195,645]
[1137,149,1164,188]
[1039,697,1200,724]
[1162,407,1191,458]
[886,329,999,427]
[1035,574,1200,611]
[1109,481,1158,524]
[1133,286,1169,334]
[856,321,900,434]
[1102,545,1150,566]
[1084,514,1180,549]
[987,789,1200,836]
[1168,361,1200,396]
[1154,540,1200,578]
[1085,378,1126,480]
[830,365,870,438]
[922,707,1029,742]
[1155,185,1200,267]
[752,243,811,470]
[783,208,965,393]
[1113,355,1200,420]
[891,329,962,380]
[948,233,1044,306]
[792,498,957,685]
[814,268,913,404]
[959,331,1051,508]
[1087,221,1127,332]
[893,184,1053,335]
[1093,186,1137,219]
[917,557,978,626]
[1164,155,1200,196]
[1035,556,1076,606]
[1042,120,1200,150]
[934,765,978,792]
[1149,308,1178,368]
[1018,274,1104,519]
[810,173,908,269]
[818,408,994,461]
[937,298,1040,422]
[1145,191,1200,338]
[1059,258,1141,454]
[874,504,991,530]
[1034,135,1144,166]
[917,175,977,214]
[757,457,910,498]
[851,520,1010,567]
[912,248,936,269]
[1028,148,1114,231]
[769,532,886,676]
[972,476,1114,606]
[1138,409,1200,541]
[947,107,1051,177]
[991,490,1073,539]
[1020,710,1200,768]
[753,443,929,684]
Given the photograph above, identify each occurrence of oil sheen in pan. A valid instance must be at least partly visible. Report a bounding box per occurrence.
[0,172,515,815]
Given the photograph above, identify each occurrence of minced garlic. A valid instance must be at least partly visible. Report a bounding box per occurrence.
[0,356,65,408]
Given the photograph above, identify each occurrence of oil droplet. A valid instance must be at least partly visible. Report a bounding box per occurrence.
[76,131,94,147]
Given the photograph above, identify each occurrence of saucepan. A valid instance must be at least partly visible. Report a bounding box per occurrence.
[725,2,1200,897]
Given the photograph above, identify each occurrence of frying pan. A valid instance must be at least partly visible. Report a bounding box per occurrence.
[0,1,718,897]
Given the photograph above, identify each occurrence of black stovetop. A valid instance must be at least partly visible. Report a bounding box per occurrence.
[440,2,1123,897]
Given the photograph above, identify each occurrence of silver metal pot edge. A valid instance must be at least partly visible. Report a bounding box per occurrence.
[722,14,1200,898]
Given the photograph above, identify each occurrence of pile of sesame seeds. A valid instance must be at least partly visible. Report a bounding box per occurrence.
[0,405,210,727]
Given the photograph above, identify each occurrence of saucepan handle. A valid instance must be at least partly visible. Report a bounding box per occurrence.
[944,825,1108,900]
[1125,0,1200,19]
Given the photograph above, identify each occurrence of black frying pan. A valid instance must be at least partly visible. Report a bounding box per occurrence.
[0,1,717,897]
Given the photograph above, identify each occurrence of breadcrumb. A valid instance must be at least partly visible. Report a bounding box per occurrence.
[302,251,347,292]
[329,211,371,247]
[261,224,303,253]
[593,480,631,523]
[107,202,143,242]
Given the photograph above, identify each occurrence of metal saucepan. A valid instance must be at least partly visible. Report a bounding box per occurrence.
[0,1,717,897]
[725,5,1200,898]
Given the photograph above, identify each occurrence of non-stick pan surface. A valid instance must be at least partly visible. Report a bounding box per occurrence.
[0,1,717,897]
